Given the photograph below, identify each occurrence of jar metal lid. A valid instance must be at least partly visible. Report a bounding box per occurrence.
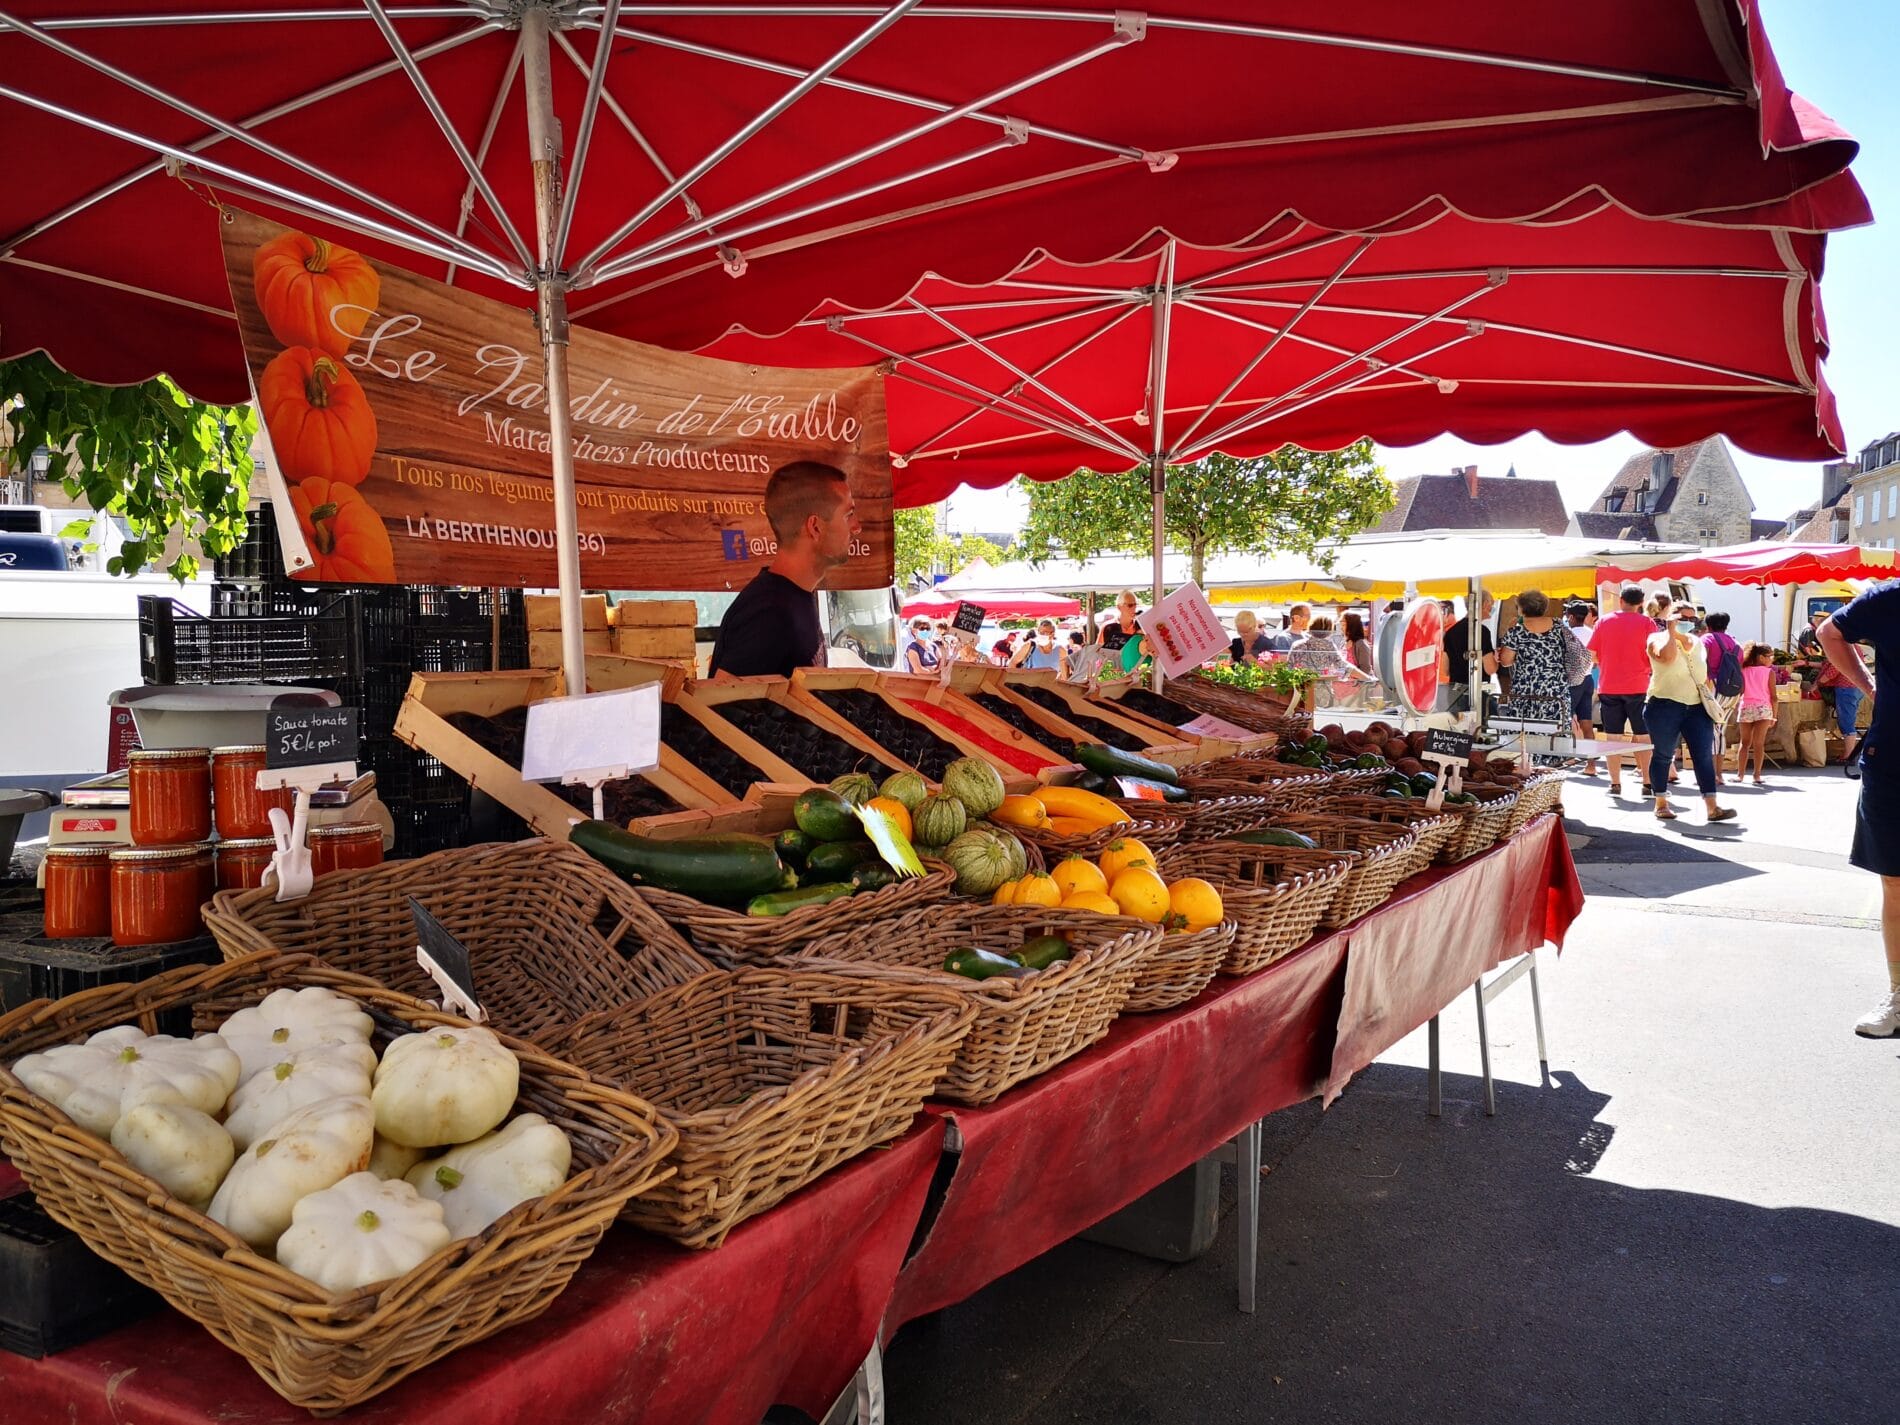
[128,747,211,763]
[309,822,381,840]
[110,843,212,863]
[216,836,277,850]
[210,744,268,757]
[44,843,114,861]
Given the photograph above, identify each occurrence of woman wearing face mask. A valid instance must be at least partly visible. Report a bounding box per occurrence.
[903,618,940,675]
[1011,619,1068,676]
[1643,594,1737,824]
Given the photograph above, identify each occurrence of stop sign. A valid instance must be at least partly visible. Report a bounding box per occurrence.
[1395,598,1445,713]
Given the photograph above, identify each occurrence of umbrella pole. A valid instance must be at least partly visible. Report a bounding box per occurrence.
[523,5,587,697]
[1469,575,1486,735]
[1145,246,1175,694]
[1150,464,1165,690]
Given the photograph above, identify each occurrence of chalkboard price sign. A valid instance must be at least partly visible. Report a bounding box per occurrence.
[266,707,360,770]
[1424,728,1475,761]
[952,601,986,635]
[409,896,484,1024]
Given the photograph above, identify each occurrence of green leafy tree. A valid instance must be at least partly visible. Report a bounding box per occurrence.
[1,353,258,580]
[892,504,1009,584]
[1016,443,1393,586]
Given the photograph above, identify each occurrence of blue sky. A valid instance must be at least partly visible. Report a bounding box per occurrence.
[948,0,1895,538]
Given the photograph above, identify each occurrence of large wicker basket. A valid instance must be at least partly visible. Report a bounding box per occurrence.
[1173,794,1281,841]
[1156,842,1352,976]
[1123,918,1238,1013]
[1268,813,1419,927]
[1327,795,1461,878]
[0,952,678,1414]
[1179,756,1328,799]
[1017,808,1184,862]
[1448,786,1520,860]
[631,859,959,967]
[1494,768,1566,832]
[1165,673,1310,739]
[204,839,711,1047]
[797,905,1159,1104]
[549,967,976,1248]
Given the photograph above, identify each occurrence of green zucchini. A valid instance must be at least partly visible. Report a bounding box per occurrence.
[1011,934,1074,970]
[850,863,898,893]
[570,821,789,901]
[774,827,817,871]
[747,882,856,917]
[793,788,861,842]
[1229,827,1320,851]
[942,947,1034,981]
[805,839,878,879]
[1070,768,1117,796]
[1073,743,1182,787]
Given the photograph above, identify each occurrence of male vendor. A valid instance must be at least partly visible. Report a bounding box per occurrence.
[708,461,862,677]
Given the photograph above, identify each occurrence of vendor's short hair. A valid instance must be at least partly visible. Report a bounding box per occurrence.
[1564,601,1591,623]
[763,461,849,540]
[1706,611,1731,631]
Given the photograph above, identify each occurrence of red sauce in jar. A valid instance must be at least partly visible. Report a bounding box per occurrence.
[42,844,114,939]
[215,837,277,893]
[129,748,212,846]
[309,822,384,878]
[211,745,293,840]
[110,843,211,946]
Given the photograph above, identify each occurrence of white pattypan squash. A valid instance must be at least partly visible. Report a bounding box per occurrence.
[366,1135,428,1182]
[406,1113,572,1239]
[12,1025,149,1136]
[119,1034,242,1117]
[223,1041,377,1151]
[218,988,374,1086]
[110,1101,235,1209]
[206,1094,374,1252]
[372,1026,518,1148]
[276,1173,452,1294]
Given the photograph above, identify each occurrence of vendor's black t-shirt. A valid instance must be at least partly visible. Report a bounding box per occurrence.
[1443,617,1494,685]
[708,570,826,677]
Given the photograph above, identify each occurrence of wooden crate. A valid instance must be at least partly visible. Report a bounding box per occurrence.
[611,626,697,661]
[528,628,611,666]
[1083,676,1274,763]
[392,658,733,842]
[678,676,914,788]
[524,592,610,631]
[789,670,1042,792]
[609,598,697,629]
[992,669,1200,766]
[632,784,805,840]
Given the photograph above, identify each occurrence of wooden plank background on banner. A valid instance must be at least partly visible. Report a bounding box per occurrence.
[220,210,893,591]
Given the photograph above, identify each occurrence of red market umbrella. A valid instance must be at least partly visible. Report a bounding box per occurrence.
[0,1,1866,688]
[1598,541,1899,586]
[900,589,1080,619]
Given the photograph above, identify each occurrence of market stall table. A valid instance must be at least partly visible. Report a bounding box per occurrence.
[0,1120,945,1425]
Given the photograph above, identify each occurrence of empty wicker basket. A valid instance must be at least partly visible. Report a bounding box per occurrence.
[550,967,976,1248]
[0,951,677,1414]
[797,905,1160,1104]
[204,839,712,1047]
[1156,841,1352,976]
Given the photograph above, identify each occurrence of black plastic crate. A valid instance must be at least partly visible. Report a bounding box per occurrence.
[211,501,280,584]
[138,595,364,686]
[0,931,219,1029]
[388,800,471,859]
[0,1193,159,1359]
[362,738,469,809]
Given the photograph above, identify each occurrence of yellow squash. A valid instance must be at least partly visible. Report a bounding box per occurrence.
[1033,785,1131,829]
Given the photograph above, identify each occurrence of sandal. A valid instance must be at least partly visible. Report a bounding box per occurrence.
[1707,807,1737,823]
[1654,805,1678,821]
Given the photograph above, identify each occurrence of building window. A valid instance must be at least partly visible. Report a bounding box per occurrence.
[1890,484,1898,520]
[1696,490,1709,505]
[1606,492,1625,512]
[1652,452,1674,482]
[1855,494,1865,525]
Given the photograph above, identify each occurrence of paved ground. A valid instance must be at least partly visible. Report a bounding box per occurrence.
[881,765,1898,1425]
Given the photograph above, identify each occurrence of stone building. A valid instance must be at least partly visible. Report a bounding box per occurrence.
[1778,457,1858,542]
[1371,465,1569,535]
[1847,433,1900,549]
[1568,437,1768,546]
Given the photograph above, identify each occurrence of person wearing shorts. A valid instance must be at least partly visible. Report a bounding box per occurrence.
[1735,643,1776,785]
[1819,580,1897,1037]
[1592,586,1657,796]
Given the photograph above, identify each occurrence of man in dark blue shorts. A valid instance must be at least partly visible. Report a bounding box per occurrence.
[1819,581,1897,1037]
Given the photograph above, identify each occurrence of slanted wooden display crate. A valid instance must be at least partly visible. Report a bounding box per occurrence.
[1084,674,1275,761]
[393,655,733,841]
[987,668,1201,766]
[676,675,915,789]
[790,669,1043,791]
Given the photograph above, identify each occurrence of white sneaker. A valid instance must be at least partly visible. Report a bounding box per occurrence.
[1853,989,1900,1038]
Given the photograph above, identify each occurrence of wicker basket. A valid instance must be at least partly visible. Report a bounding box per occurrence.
[1495,768,1566,832]
[1155,842,1352,976]
[796,905,1159,1104]
[632,859,958,968]
[0,952,678,1414]
[1174,794,1281,841]
[1165,673,1311,739]
[1122,918,1237,1013]
[548,967,976,1248]
[204,840,711,1048]
[1268,814,1419,927]
[1446,787,1520,860]
[1328,795,1461,878]
[1017,809,1184,862]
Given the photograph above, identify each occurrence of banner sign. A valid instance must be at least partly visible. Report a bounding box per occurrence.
[1135,581,1231,679]
[220,211,893,591]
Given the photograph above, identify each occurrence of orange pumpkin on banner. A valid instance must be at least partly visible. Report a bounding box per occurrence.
[252,231,380,356]
[260,347,378,486]
[288,477,396,583]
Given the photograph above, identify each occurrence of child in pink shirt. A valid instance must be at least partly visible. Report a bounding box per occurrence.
[1736,643,1776,785]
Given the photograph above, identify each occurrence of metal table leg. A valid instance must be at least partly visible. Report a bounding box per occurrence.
[1427,1013,1441,1118]
[1529,950,1550,1077]
[1236,1118,1262,1313]
[821,1341,884,1425]
[1473,979,1496,1117]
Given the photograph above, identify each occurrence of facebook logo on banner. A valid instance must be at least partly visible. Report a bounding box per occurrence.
[721,530,749,561]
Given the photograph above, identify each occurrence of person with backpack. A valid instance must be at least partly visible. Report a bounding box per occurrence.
[1701,612,1745,786]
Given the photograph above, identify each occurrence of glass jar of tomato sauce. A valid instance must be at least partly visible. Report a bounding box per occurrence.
[129,747,212,846]
[42,844,114,939]
[309,822,384,878]
[211,745,293,840]
[110,843,212,946]
[215,836,277,893]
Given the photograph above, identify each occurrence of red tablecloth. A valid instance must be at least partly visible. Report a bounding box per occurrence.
[1325,813,1582,1102]
[887,924,1353,1329]
[0,1118,945,1425]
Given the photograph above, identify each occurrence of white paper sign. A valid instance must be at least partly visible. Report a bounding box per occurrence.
[521,684,662,784]
[1135,580,1232,679]
[1178,712,1258,743]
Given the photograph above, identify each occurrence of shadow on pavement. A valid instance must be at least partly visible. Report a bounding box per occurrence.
[882,1065,1894,1425]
